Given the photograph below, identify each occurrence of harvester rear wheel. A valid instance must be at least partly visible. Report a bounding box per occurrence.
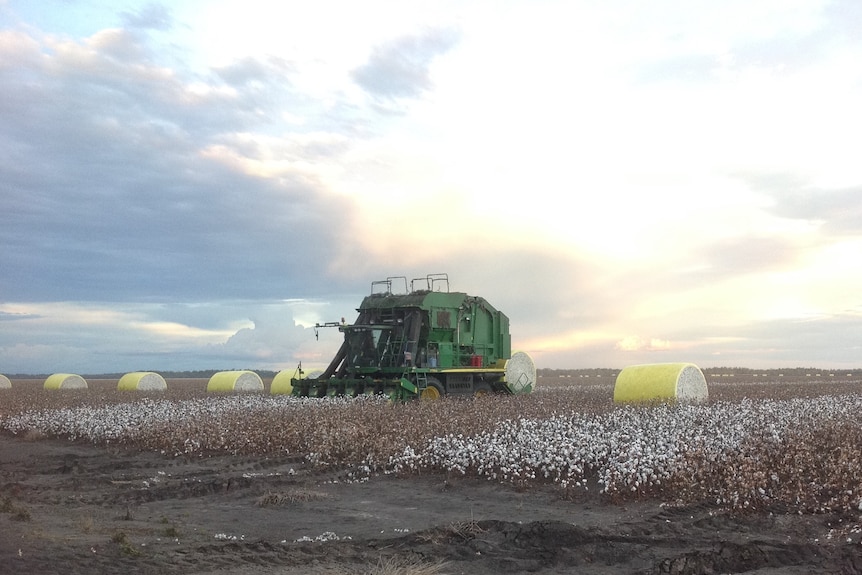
[473,382,492,398]
[420,377,444,400]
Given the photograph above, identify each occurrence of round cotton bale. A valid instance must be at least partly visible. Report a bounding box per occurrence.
[207,370,264,392]
[0,375,11,389]
[118,371,167,391]
[503,351,536,394]
[613,362,708,404]
[270,369,295,395]
[271,369,323,395]
[44,373,88,390]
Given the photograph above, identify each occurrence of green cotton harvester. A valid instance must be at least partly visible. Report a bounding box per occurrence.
[290,273,536,400]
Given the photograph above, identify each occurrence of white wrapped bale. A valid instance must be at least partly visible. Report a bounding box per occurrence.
[614,362,708,404]
[0,375,11,389]
[118,372,167,391]
[503,351,536,394]
[207,370,263,392]
[44,373,88,390]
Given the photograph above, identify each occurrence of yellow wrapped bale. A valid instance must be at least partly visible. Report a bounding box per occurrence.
[118,372,167,391]
[0,374,11,389]
[44,373,88,390]
[613,362,708,404]
[207,370,263,392]
[270,369,295,395]
[272,369,323,395]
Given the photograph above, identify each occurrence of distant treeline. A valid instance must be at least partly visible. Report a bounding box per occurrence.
[539,367,862,377]
[8,367,861,379]
[701,367,862,376]
[538,368,621,378]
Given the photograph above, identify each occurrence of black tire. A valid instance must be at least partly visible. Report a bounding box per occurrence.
[473,382,492,398]
[420,377,445,400]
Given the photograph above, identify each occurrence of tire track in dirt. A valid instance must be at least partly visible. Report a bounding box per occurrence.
[4,434,862,574]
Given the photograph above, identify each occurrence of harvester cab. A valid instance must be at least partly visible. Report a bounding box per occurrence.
[290,273,536,400]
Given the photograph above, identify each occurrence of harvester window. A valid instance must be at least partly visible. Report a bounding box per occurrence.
[436,310,451,328]
[347,329,380,367]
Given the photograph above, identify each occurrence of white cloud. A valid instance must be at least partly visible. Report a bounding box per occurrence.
[0,300,343,373]
[616,336,674,353]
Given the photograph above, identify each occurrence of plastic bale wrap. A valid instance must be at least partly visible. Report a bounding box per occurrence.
[503,351,537,394]
[272,370,323,395]
[613,362,708,404]
[270,369,295,395]
[118,372,167,391]
[207,370,263,392]
[44,373,88,390]
[0,375,11,389]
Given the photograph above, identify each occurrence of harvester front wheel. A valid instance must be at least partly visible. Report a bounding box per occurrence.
[420,377,444,400]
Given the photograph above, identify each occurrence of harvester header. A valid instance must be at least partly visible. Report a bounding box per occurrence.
[290,273,535,400]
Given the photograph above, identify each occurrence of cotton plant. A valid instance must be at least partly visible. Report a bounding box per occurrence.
[2,384,862,512]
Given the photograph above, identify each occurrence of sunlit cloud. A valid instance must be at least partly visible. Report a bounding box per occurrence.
[616,336,674,353]
[133,320,239,341]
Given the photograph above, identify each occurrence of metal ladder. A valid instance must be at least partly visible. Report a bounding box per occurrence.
[413,370,428,391]
[384,334,405,367]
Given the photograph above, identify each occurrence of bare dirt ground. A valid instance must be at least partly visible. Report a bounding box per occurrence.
[2,374,862,574]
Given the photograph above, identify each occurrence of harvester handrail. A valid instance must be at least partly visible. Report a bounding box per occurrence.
[371,276,408,295]
[410,273,449,293]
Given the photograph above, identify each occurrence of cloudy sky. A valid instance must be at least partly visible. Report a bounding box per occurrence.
[1,0,861,375]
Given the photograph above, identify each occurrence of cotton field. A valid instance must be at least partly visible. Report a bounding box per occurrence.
[2,377,862,513]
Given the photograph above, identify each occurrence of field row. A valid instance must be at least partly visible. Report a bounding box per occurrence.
[2,379,861,513]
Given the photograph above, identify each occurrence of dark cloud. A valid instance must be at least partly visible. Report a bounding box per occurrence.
[684,235,804,282]
[539,310,862,370]
[121,3,173,31]
[0,311,41,321]
[772,187,862,235]
[738,173,862,235]
[351,27,460,100]
[213,55,299,119]
[0,25,358,304]
[694,312,862,368]
[215,56,293,87]
[634,0,860,86]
